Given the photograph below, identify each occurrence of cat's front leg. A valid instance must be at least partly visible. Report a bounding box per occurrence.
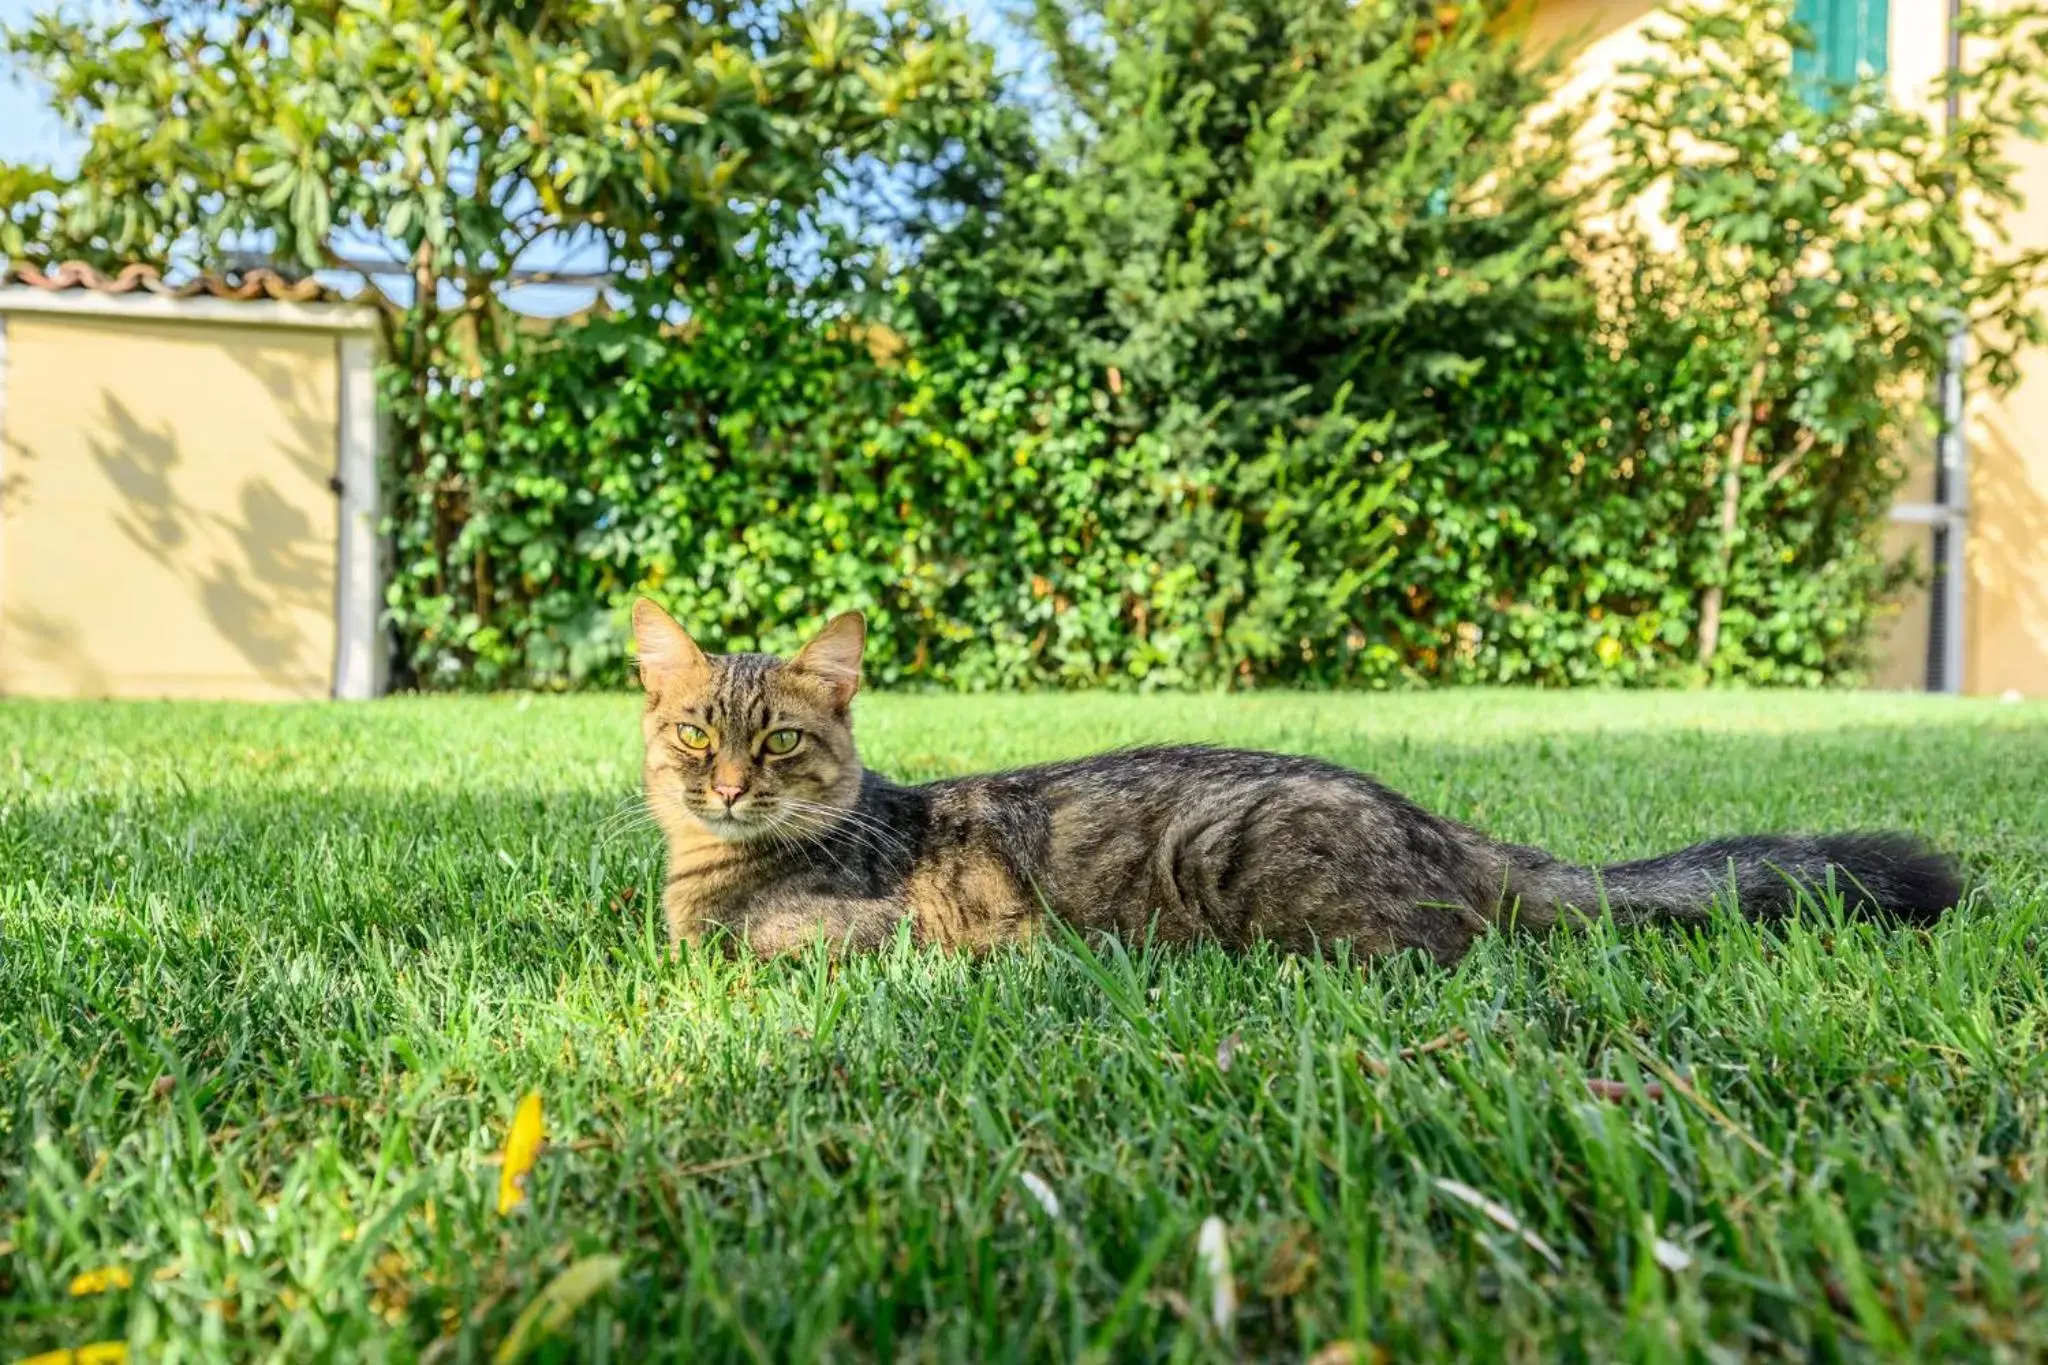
[738,895,906,957]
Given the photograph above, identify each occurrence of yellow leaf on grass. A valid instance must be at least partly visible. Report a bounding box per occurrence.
[66,1267,133,1297]
[13,1344,129,1365]
[496,1092,545,1215]
[492,1255,625,1364]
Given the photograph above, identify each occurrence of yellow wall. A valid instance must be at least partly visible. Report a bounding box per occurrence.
[1868,414,1940,691]
[1528,0,2048,695]
[0,315,341,700]
[1525,0,1670,210]
[1964,86,2048,695]
[1887,0,2048,694]
[1870,521,1935,689]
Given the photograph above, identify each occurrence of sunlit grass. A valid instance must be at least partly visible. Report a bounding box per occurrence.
[2,691,2044,1361]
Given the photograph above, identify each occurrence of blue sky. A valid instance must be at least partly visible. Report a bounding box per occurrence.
[0,0,1030,310]
[0,0,1028,172]
[0,0,74,169]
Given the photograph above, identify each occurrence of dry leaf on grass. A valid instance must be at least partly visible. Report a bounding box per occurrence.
[1433,1178,1563,1271]
[1651,1238,1693,1272]
[1216,1032,1242,1073]
[66,1267,133,1297]
[1195,1216,1237,1332]
[1017,1170,1062,1220]
[1360,1027,1471,1077]
[1306,1344,1387,1365]
[1586,1077,1667,1102]
[493,1254,625,1364]
[497,1092,545,1216]
[14,1344,129,1365]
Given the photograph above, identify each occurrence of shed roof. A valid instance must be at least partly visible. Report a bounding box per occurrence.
[0,260,377,332]
[1,259,344,303]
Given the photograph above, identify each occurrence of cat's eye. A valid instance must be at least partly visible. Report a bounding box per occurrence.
[675,723,711,752]
[763,728,802,756]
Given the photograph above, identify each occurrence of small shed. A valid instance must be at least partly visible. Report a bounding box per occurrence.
[0,262,384,700]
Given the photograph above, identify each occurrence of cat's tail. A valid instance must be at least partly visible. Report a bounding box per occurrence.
[1501,832,1961,929]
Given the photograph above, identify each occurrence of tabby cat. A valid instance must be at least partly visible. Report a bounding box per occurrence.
[633,601,1960,962]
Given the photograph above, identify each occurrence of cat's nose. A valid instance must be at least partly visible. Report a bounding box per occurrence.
[712,783,746,809]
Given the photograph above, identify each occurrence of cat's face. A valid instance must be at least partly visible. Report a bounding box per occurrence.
[633,600,865,844]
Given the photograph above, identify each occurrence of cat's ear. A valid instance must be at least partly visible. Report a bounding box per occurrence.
[789,611,865,710]
[632,598,709,694]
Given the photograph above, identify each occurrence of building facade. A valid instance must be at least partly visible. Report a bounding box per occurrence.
[1527,0,2048,695]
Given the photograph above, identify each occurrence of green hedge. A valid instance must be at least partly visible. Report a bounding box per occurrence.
[385,281,1900,691]
[380,0,2041,690]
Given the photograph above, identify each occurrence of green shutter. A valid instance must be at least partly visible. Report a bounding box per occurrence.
[1793,0,1889,90]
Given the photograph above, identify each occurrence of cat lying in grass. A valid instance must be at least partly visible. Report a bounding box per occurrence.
[633,600,1959,962]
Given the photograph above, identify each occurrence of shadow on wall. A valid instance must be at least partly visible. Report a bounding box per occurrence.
[1970,412,2048,696]
[78,390,333,691]
[1,607,111,695]
[1522,0,1659,52]
[0,424,27,522]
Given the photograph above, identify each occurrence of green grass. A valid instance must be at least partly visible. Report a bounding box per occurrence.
[2,690,2046,1363]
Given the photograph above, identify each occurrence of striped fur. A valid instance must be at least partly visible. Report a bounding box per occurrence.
[633,602,1962,962]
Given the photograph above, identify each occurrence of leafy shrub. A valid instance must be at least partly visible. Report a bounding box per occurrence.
[1607,0,2048,680]
[392,0,2042,691]
[394,0,1602,689]
[8,0,2043,690]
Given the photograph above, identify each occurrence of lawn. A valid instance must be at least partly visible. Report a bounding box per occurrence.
[2,690,2045,1363]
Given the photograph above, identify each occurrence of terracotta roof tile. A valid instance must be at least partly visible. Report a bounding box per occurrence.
[2,259,344,304]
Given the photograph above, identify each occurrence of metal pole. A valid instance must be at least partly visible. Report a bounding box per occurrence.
[1928,0,1970,694]
[1935,328,1968,695]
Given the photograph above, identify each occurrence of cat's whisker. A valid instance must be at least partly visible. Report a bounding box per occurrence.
[772,802,911,865]
[773,826,849,879]
[797,800,912,843]
[594,815,650,843]
[595,803,655,832]
[595,790,696,847]
[592,803,641,831]
[779,811,885,871]
[761,808,863,876]
[595,794,659,828]
[775,798,913,857]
